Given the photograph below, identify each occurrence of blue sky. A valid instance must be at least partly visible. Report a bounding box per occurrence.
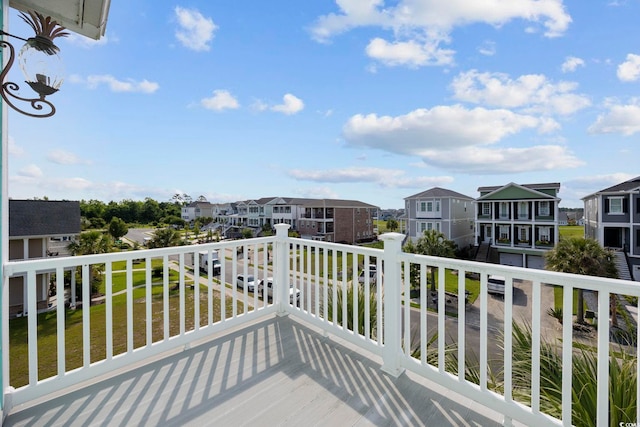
[6,1,640,209]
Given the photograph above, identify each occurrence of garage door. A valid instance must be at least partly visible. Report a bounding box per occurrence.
[527,255,545,270]
[500,253,523,267]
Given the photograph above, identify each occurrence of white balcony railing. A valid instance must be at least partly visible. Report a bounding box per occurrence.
[3,224,639,426]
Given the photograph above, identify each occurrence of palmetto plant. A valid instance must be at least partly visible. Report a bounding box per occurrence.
[326,283,378,338]
[506,322,636,427]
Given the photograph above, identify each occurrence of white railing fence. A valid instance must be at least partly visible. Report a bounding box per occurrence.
[3,226,640,427]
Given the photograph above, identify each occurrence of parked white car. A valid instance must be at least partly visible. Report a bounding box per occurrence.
[257,277,300,305]
[236,274,257,292]
[487,275,506,295]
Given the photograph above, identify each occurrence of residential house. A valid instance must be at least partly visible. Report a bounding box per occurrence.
[181,201,214,223]
[271,197,314,229]
[475,182,561,269]
[583,176,640,280]
[8,200,81,317]
[404,187,475,249]
[297,199,377,244]
[558,211,569,226]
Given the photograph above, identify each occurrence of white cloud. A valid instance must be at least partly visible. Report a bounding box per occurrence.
[200,90,240,111]
[477,40,496,56]
[564,173,637,191]
[343,105,554,155]
[450,70,591,115]
[65,33,111,48]
[8,136,24,156]
[289,166,453,189]
[312,0,571,40]
[293,187,340,199]
[341,105,584,174]
[18,164,43,178]
[174,7,217,52]
[251,99,269,112]
[588,101,640,135]
[617,54,640,82]
[80,75,159,93]
[365,36,454,67]
[561,56,585,73]
[311,0,571,67]
[271,93,304,115]
[47,149,91,165]
[418,145,583,173]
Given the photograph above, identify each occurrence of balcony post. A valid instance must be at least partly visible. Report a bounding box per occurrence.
[379,232,406,378]
[274,223,291,316]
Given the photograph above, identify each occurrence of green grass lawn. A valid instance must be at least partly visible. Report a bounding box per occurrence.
[559,225,584,240]
[9,275,243,388]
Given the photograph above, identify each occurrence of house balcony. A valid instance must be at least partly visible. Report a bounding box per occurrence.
[2,225,637,426]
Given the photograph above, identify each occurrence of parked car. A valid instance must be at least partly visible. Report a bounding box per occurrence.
[257,277,301,305]
[358,264,381,284]
[487,275,506,296]
[236,274,257,292]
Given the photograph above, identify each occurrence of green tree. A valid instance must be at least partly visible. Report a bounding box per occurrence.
[149,227,182,248]
[386,218,399,232]
[108,217,128,241]
[404,229,456,292]
[68,231,113,295]
[242,228,254,239]
[162,215,185,228]
[544,237,617,324]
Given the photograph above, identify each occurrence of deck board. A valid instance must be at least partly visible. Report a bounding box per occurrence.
[5,316,505,426]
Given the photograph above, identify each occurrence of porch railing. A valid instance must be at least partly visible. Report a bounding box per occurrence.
[3,224,639,426]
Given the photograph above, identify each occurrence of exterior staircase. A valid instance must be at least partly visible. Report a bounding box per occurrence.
[474,243,490,262]
[614,250,633,281]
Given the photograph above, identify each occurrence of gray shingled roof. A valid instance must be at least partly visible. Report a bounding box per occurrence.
[598,176,640,193]
[405,187,473,200]
[9,200,81,237]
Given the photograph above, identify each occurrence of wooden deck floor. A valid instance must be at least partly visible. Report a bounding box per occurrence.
[5,316,505,426]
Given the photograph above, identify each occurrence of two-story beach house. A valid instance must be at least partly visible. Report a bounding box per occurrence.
[8,200,81,317]
[404,187,475,249]
[475,182,561,268]
[583,176,640,280]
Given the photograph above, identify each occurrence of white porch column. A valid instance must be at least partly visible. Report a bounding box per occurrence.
[274,223,290,316]
[379,232,405,378]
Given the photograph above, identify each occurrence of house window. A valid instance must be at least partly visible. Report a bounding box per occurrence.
[519,227,529,241]
[426,201,433,212]
[539,201,550,216]
[499,202,509,219]
[609,197,624,214]
[499,226,509,240]
[539,227,550,242]
[482,203,491,216]
[518,202,528,219]
[436,200,440,212]
[419,202,427,212]
[427,223,433,231]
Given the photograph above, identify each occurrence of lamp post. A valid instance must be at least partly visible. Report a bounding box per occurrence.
[0,11,67,118]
